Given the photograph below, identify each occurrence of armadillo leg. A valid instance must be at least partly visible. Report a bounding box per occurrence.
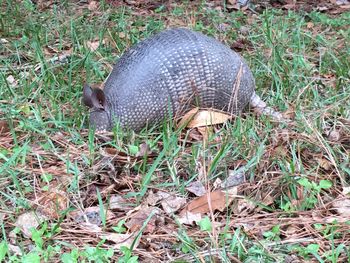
[249,92,285,121]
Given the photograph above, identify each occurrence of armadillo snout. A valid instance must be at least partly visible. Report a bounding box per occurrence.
[89,109,111,131]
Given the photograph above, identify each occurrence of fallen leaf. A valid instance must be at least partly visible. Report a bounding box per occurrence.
[343,187,350,195]
[145,191,186,214]
[186,181,206,196]
[263,48,273,60]
[332,199,350,217]
[181,190,234,215]
[233,199,256,215]
[178,211,202,225]
[261,194,275,206]
[284,225,300,237]
[316,157,332,170]
[230,39,251,52]
[109,195,134,211]
[8,244,22,256]
[125,207,163,234]
[146,190,168,206]
[316,5,330,11]
[282,105,295,120]
[0,120,10,135]
[187,110,232,128]
[104,147,118,155]
[118,32,126,38]
[306,22,314,29]
[69,206,115,231]
[339,4,350,9]
[15,211,47,238]
[221,169,245,188]
[99,232,140,250]
[213,178,222,189]
[161,195,187,214]
[177,107,199,128]
[334,0,350,5]
[283,4,296,9]
[86,40,101,52]
[6,75,17,87]
[88,0,99,11]
[37,190,69,219]
[328,130,341,142]
[135,142,152,157]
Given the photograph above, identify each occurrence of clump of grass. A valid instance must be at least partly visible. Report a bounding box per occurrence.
[0,1,349,262]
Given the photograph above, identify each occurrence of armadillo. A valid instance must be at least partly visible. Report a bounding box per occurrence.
[83,28,282,131]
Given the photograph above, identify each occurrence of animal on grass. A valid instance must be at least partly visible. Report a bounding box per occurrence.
[83,28,282,132]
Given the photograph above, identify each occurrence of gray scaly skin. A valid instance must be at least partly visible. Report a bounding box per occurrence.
[83,28,282,132]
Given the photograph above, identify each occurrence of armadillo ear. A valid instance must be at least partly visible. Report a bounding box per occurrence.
[83,84,94,108]
[83,84,106,110]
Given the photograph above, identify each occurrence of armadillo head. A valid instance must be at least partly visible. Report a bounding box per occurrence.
[83,84,112,131]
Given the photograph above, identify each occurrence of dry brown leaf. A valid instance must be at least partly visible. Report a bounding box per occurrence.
[332,199,350,217]
[69,206,115,231]
[177,107,199,128]
[88,0,99,11]
[37,190,69,219]
[6,75,17,87]
[284,225,300,237]
[109,195,134,211]
[233,199,256,215]
[197,126,211,141]
[86,40,101,52]
[135,142,152,157]
[146,190,168,206]
[307,22,314,29]
[316,157,332,170]
[15,211,47,238]
[161,195,187,214]
[186,110,232,128]
[261,194,275,206]
[181,190,234,215]
[283,4,296,9]
[328,130,341,142]
[178,211,202,225]
[186,181,206,196]
[125,207,163,234]
[221,170,245,188]
[264,48,273,59]
[8,244,22,256]
[118,32,126,38]
[282,105,295,120]
[339,4,350,9]
[104,147,118,155]
[213,178,223,189]
[343,187,350,195]
[146,191,185,209]
[99,232,140,250]
[0,120,10,135]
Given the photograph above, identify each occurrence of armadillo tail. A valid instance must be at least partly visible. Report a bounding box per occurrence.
[249,92,287,122]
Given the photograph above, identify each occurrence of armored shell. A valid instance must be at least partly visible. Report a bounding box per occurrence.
[83,28,256,131]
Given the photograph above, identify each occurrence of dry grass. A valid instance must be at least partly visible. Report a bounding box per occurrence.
[0,0,350,262]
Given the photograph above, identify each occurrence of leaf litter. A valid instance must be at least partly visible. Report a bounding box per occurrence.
[1,0,350,262]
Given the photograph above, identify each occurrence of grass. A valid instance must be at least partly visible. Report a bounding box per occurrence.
[1,0,350,262]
